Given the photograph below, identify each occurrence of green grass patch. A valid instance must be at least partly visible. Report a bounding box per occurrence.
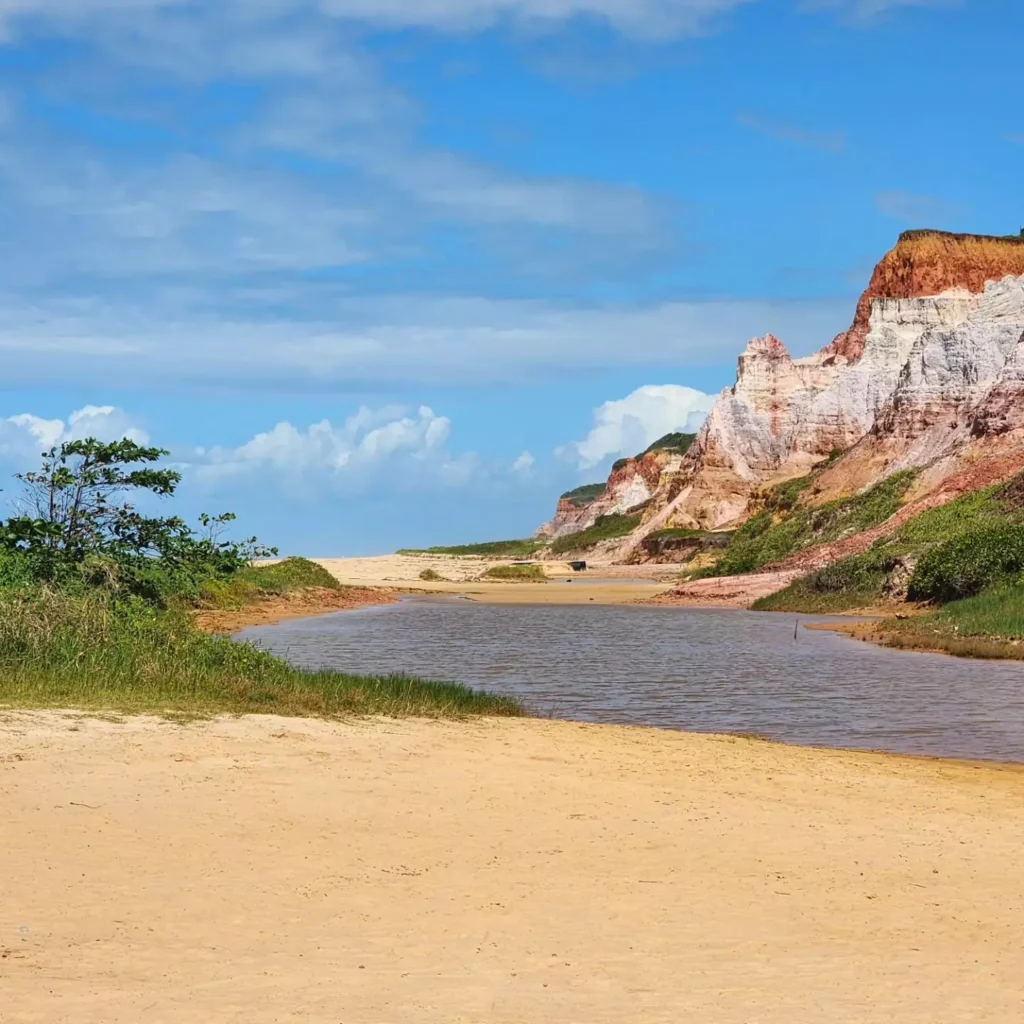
[480,564,547,583]
[0,589,523,719]
[419,568,445,582]
[560,483,606,508]
[549,513,642,556]
[697,470,917,579]
[641,432,697,457]
[933,586,1024,639]
[398,538,546,558]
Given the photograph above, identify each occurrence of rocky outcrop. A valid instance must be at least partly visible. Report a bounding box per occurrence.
[542,230,1024,561]
[537,449,677,539]
[538,433,696,539]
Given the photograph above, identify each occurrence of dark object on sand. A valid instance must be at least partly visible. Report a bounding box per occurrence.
[569,561,588,572]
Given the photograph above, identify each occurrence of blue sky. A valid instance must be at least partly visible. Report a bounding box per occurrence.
[0,0,1021,553]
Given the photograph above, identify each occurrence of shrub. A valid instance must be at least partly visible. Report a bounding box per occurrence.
[908,526,1024,603]
[481,564,547,583]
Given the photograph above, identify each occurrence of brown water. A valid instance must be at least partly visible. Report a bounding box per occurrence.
[240,597,1024,762]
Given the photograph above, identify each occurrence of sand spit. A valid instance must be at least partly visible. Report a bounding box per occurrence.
[3,712,1023,1023]
[316,554,678,605]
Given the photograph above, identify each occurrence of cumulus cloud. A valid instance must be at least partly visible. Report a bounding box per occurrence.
[0,405,147,462]
[188,405,480,492]
[559,384,715,470]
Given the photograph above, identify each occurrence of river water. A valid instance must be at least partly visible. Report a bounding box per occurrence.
[239,597,1024,762]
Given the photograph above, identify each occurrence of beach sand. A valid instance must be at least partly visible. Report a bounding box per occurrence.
[3,712,1023,1023]
[316,554,679,605]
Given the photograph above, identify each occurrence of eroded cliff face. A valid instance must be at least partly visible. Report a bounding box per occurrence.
[542,231,1024,556]
[538,449,678,538]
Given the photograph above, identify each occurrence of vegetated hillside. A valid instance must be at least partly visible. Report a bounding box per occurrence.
[757,471,1024,614]
[611,432,697,472]
[549,512,644,556]
[692,469,918,580]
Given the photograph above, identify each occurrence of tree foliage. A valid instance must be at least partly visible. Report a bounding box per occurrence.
[1,438,277,603]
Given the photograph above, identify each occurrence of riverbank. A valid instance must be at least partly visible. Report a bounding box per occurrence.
[193,584,398,634]
[3,711,1022,1023]
[814,617,1024,661]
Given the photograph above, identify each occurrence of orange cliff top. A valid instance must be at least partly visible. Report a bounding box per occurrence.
[824,230,1024,363]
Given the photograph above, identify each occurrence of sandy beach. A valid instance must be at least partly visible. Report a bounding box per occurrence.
[3,711,1023,1023]
[316,554,680,605]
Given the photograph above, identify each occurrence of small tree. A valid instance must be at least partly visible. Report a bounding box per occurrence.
[13,438,180,556]
[2,438,277,601]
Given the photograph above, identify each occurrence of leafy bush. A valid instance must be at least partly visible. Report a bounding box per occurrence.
[908,526,1024,603]
[481,564,547,582]
[754,551,893,612]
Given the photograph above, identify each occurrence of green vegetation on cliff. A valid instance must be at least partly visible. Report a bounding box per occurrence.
[757,471,1024,615]
[697,470,917,580]
[398,538,546,558]
[549,513,642,555]
[610,432,697,474]
[642,432,697,457]
[560,483,606,508]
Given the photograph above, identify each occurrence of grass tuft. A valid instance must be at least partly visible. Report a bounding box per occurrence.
[480,564,547,583]
[0,589,523,719]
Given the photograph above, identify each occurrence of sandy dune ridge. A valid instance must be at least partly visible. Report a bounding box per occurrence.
[3,712,1023,1023]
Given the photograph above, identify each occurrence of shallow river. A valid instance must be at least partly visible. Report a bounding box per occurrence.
[240,597,1024,762]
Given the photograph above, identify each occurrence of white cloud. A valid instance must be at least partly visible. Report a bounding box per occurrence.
[559,384,715,469]
[0,1,754,42]
[0,291,852,387]
[189,404,479,492]
[0,405,148,464]
[512,450,535,474]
